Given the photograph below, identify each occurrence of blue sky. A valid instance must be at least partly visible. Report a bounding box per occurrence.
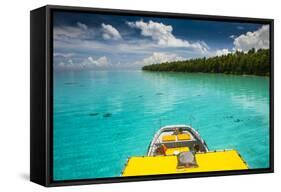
[53,11,269,71]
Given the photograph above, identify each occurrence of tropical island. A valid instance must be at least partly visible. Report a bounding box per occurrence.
[142,49,270,76]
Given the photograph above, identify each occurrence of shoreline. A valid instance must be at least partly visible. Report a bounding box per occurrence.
[141,69,270,77]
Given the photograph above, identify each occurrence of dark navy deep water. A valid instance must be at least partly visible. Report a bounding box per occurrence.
[53,70,269,180]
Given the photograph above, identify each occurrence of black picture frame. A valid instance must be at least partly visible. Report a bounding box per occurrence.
[30,4,274,187]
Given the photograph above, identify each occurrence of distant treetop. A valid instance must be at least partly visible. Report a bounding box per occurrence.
[142,49,270,76]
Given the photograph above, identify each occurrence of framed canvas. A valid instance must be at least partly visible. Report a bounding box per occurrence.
[30,5,274,187]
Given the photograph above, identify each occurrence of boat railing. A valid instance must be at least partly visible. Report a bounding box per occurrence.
[148,125,209,155]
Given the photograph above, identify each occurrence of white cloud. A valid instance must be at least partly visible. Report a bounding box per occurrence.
[127,20,208,53]
[54,22,90,41]
[233,25,269,52]
[215,48,231,56]
[87,56,109,67]
[141,52,186,65]
[237,26,245,30]
[54,22,88,40]
[101,23,122,40]
[55,56,109,71]
[229,35,236,39]
[54,26,85,39]
[57,60,80,70]
[54,21,209,68]
[68,59,74,65]
[53,52,75,58]
[77,22,88,30]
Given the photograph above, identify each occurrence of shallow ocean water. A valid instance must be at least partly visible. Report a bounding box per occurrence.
[53,70,270,180]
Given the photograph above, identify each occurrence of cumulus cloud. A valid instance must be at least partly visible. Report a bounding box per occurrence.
[213,25,270,56]
[57,60,80,70]
[77,22,88,30]
[101,23,122,40]
[55,56,109,71]
[87,56,109,67]
[229,35,236,39]
[127,20,208,52]
[237,26,245,30]
[233,25,269,52]
[53,52,75,58]
[54,22,89,40]
[54,26,84,39]
[141,52,186,65]
[215,48,231,56]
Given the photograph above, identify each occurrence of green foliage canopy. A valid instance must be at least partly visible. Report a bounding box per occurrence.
[142,49,270,76]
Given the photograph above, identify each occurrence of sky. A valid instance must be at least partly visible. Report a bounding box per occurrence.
[53,11,270,71]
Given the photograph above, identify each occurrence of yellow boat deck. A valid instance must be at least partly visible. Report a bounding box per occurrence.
[122,150,248,176]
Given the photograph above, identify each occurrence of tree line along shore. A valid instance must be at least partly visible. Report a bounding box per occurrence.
[142,49,270,76]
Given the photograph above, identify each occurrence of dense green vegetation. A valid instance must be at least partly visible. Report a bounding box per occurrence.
[142,49,270,76]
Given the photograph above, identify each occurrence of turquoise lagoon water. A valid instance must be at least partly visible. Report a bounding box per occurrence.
[53,70,270,180]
